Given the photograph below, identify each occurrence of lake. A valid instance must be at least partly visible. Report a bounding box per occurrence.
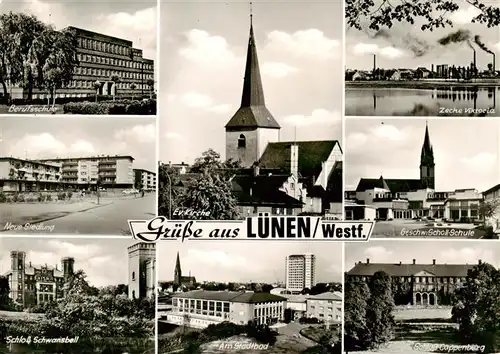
[345,86,500,117]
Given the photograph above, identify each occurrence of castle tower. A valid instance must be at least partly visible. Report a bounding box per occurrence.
[225,10,280,167]
[173,252,182,287]
[10,251,26,306]
[420,122,435,189]
[61,257,75,281]
[127,242,156,299]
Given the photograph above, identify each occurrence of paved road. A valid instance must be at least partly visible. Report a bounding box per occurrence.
[2,194,155,236]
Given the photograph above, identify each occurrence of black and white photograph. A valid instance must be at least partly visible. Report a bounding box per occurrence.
[0,0,156,115]
[0,237,155,353]
[0,116,156,235]
[157,241,342,354]
[345,0,500,117]
[345,118,500,238]
[158,1,343,220]
[344,240,500,353]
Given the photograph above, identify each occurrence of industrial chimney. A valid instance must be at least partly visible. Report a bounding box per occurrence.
[473,49,476,74]
[373,54,376,77]
[492,53,496,74]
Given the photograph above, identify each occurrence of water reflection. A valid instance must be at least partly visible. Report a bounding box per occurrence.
[345,86,499,117]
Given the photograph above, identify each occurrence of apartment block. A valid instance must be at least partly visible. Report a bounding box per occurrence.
[285,253,316,294]
[134,168,157,191]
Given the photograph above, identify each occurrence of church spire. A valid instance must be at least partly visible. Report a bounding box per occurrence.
[241,3,265,107]
[174,252,182,286]
[420,121,435,189]
[421,120,434,163]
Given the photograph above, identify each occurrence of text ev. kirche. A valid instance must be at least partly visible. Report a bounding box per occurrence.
[134,216,368,242]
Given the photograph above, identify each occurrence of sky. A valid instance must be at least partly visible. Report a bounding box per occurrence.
[346,0,500,71]
[158,241,342,284]
[345,240,500,271]
[159,1,343,164]
[0,117,156,171]
[0,237,137,287]
[345,119,499,192]
[0,0,156,60]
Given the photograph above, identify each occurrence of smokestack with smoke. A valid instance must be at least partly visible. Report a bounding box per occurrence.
[373,54,376,76]
[474,35,495,72]
[438,29,471,46]
[494,53,496,73]
[370,29,431,57]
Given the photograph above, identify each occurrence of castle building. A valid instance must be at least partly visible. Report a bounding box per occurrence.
[3,251,74,307]
[0,155,149,192]
[345,122,482,222]
[14,27,155,100]
[128,242,156,299]
[173,252,196,289]
[346,258,479,306]
[222,16,343,218]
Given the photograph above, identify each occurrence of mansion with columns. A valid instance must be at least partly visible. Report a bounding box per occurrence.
[345,123,483,222]
[346,259,479,306]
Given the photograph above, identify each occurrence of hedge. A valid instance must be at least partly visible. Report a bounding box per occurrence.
[63,99,156,115]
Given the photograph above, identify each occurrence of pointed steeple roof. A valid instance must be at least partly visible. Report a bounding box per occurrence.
[175,252,181,273]
[420,121,434,165]
[225,16,281,131]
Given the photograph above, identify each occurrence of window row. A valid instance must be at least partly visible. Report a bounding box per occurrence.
[75,66,154,80]
[77,53,153,71]
[67,80,151,90]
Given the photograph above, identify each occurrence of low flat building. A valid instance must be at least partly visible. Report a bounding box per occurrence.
[167,290,286,329]
[0,157,62,192]
[281,294,307,320]
[306,292,342,323]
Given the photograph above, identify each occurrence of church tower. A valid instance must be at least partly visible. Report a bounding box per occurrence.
[173,252,182,287]
[225,9,281,167]
[420,122,435,189]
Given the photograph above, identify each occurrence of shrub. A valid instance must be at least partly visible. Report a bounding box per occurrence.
[46,194,53,202]
[57,192,67,201]
[63,99,156,115]
[67,191,73,199]
[0,192,6,203]
[37,193,46,202]
[12,192,19,202]
[25,196,37,203]
[17,194,25,202]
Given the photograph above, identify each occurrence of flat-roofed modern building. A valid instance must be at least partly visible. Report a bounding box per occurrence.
[0,157,62,192]
[306,291,342,323]
[285,253,316,293]
[134,168,156,191]
[19,26,155,100]
[166,290,286,329]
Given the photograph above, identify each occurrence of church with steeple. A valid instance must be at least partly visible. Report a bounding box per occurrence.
[222,8,343,218]
[173,252,196,289]
[345,122,483,222]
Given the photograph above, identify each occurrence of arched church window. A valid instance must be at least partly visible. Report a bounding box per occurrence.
[238,134,246,148]
[132,271,135,281]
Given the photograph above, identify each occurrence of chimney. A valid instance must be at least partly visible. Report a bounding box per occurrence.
[253,164,260,177]
[433,259,436,265]
[290,144,298,178]
[473,49,476,73]
[373,54,376,75]
[431,64,434,73]
[492,53,496,73]
[413,259,416,264]
[366,258,370,264]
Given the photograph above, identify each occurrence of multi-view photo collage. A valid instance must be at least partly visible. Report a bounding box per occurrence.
[0,0,499,353]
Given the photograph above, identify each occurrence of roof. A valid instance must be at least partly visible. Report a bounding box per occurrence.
[231,174,303,207]
[0,157,61,168]
[173,290,287,303]
[259,141,340,180]
[483,184,500,195]
[307,291,342,301]
[356,176,424,193]
[37,155,134,162]
[133,168,156,175]
[347,262,476,277]
[225,24,280,130]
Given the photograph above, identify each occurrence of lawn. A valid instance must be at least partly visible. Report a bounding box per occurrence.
[393,307,452,321]
[0,310,43,321]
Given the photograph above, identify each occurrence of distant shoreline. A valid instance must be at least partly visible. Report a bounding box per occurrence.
[345,80,500,90]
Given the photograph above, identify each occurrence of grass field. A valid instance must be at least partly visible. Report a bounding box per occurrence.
[394,307,452,321]
[0,310,43,321]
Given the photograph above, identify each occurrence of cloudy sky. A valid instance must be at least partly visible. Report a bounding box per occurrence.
[345,119,499,192]
[159,1,342,164]
[158,241,342,284]
[0,0,156,60]
[345,240,500,271]
[346,0,499,71]
[0,238,137,287]
[0,117,156,171]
